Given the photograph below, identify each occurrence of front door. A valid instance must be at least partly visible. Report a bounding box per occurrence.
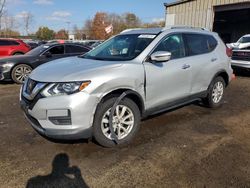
[144,33,192,110]
[38,45,65,66]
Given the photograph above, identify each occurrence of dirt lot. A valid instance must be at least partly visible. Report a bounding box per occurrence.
[0,72,250,188]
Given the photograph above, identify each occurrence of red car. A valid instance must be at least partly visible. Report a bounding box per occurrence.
[0,38,31,57]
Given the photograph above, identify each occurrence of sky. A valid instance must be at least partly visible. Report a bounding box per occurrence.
[6,0,175,33]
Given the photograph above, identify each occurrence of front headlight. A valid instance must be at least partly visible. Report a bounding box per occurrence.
[1,62,14,72]
[41,81,91,97]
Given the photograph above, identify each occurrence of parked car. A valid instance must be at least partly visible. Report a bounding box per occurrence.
[0,38,30,57]
[23,40,43,49]
[229,34,250,71]
[90,41,104,49]
[20,27,234,147]
[0,42,91,83]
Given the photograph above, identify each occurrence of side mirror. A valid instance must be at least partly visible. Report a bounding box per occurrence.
[44,51,52,58]
[150,51,171,62]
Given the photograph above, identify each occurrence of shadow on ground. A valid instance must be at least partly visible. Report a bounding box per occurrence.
[26,153,89,188]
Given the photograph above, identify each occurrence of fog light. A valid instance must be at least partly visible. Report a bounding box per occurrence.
[48,110,72,125]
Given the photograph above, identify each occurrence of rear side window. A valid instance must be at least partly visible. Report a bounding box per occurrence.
[184,34,218,56]
[65,45,89,54]
[0,40,12,46]
[10,41,20,45]
[48,45,64,55]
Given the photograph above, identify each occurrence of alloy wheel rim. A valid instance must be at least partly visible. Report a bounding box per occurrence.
[212,81,224,104]
[101,105,134,140]
[15,66,32,82]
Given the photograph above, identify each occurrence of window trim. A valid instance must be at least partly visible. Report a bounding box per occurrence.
[145,32,187,62]
[40,44,65,56]
[145,32,219,62]
[182,32,218,57]
[65,44,89,54]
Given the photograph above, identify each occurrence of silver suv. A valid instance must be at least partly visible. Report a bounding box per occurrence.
[20,27,233,147]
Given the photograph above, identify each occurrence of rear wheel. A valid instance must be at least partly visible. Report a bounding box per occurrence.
[11,64,32,84]
[93,97,141,147]
[203,76,225,108]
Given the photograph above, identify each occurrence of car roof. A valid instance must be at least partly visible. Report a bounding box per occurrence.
[43,42,91,49]
[242,34,250,37]
[120,26,213,35]
[120,28,163,35]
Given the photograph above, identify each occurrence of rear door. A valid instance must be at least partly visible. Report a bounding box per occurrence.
[144,33,193,109]
[183,33,219,94]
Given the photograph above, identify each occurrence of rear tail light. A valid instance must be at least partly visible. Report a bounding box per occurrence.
[226,46,233,57]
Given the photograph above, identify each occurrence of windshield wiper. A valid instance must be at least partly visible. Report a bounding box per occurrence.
[79,55,106,61]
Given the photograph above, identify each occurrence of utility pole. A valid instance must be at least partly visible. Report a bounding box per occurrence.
[66,21,71,34]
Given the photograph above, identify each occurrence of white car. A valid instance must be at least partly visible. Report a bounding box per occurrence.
[229,34,250,71]
[20,27,233,147]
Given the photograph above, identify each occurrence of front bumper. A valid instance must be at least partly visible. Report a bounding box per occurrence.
[231,59,250,69]
[20,89,98,140]
[0,67,12,81]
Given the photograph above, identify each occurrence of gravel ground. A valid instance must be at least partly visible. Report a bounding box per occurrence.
[0,72,250,188]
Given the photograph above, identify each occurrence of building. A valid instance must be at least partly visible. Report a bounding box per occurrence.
[68,33,75,41]
[164,0,250,43]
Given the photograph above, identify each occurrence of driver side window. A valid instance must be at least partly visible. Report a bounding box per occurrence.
[153,34,185,59]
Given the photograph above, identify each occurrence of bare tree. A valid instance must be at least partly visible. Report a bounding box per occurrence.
[0,0,6,31]
[23,12,34,36]
[2,13,19,37]
[83,19,93,39]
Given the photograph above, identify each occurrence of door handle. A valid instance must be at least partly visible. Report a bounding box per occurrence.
[211,58,217,62]
[182,64,191,69]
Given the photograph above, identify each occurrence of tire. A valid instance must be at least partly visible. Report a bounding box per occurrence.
[93,97,141,147]
[13,52,24,55]
[203,76,225,108]
[11,64,32,84]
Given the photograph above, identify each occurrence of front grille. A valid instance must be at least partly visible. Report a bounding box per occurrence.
[22,78,47,110]
[26,79,37,95]
[23,78,47,101]
[232,51,250,61]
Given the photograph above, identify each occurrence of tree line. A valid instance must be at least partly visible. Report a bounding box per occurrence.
[0,0,164,40]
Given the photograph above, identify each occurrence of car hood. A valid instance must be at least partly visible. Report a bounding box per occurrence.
[0,55,35,64]
[30,56,123,82]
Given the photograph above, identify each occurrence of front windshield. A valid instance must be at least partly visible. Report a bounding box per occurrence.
[26,45,50,56]
[238,37,250,43]
[83,34,156,61]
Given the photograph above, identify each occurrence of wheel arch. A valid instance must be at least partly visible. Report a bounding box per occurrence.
[11,51,25,55]
[210,70,229,87]
[98,88,145,116]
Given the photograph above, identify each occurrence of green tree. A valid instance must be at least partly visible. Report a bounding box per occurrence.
[36,26,55,40]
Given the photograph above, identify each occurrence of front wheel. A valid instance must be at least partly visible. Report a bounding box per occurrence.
[93,97,141,147]
[11,64,32,84]
[203,76,225,108]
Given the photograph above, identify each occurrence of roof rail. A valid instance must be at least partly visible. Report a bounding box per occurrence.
[163,25,210,31]
[120,28,144,33]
